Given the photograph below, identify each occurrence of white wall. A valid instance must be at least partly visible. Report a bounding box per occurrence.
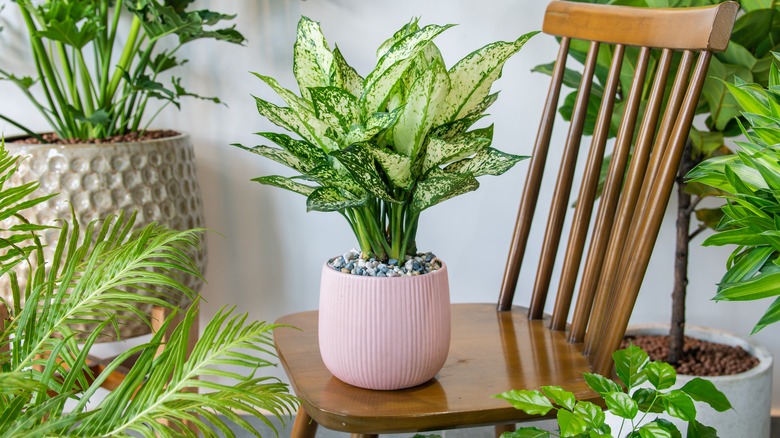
[1,0,777,409]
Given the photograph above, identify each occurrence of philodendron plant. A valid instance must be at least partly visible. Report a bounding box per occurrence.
[236,17,536,261]
[494,345,731,438]
[0,0,244,140]
[687,55,780,334]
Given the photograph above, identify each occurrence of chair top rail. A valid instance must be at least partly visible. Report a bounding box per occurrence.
[543,1,737,51]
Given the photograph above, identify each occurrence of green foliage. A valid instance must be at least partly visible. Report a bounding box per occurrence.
[0,0,245,140]
[492,345,731,438]
[238,17,535,260]
[687,61,780,334]
[0,140,297,436]
[533,0,780,227]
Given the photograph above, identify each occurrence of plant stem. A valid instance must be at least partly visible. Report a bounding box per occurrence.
[669,139,696,364]
[105,15,142,108]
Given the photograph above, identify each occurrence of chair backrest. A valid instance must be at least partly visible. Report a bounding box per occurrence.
[498,1,738,375]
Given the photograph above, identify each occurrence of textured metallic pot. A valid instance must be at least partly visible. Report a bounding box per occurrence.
[318,262,451,390]
[2,133,207,338]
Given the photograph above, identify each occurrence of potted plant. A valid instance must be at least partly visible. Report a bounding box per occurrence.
[0,140,297,436]
[493,345,732,438]
[235,16,536,390]
[0,0,245,336]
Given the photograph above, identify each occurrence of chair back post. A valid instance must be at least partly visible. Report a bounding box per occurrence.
[499,0,738,372]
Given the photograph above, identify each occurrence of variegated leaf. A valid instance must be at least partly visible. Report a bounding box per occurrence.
[332,47,364,97]
[252,175,317,197]
[254,96,337,152]
[252,72,313,112]
[435,31,538,124]
[309,87,360,135]
[376,17,420,59]
[344,108,402,146]
[307,186,367,212]
[392,59,450,159]
[293,17,334,101]
[234,144,308,173]
[331,144,397,202]
[411,169,479,213]
[256,132,328,169]
[465,92,500,118]
[429,114,485,140]
[304,164,365,196]
[445,147,528,177]
[422,125,494,172]
[371,148,413,189]
[361,24,455,114]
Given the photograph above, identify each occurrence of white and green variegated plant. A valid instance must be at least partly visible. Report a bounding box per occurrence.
[0,139,297,437]
[236,17,537,261]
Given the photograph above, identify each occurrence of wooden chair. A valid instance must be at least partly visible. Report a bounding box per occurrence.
[274,2,738,437]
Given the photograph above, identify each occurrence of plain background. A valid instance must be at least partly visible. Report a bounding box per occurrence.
[1,0,777,410]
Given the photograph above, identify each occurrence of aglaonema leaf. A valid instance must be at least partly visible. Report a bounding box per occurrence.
[422,126,494,172]
[331,144,397,202]
[252,175,316,197]
[391,59,450,159]
[332,47,364,97]
[361,24,455,114]
[435,31,539,124]
[444,147,528,177]
[293,17,334,101]
[309,86,361,136]
[411,170,479,214]
[306,186,367,212]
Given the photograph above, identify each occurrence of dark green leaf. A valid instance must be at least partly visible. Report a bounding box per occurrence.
[680,378,732,412]
[632,388,664,413]
[604,392,638,419]
[557,409,587,437]
[572,401,605,429]
[661,390,697,422]
[494,390,554,416]
[613,344,649,389]
[541,386,576,411]
[306,186,367,212]
[645,361,676,390]
[583,372,622,396]
[687,420,718,438]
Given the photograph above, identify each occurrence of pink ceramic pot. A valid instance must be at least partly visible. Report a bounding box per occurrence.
[318,261,451,390]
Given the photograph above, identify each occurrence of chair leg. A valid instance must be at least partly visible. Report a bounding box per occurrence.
[291,406,319,438]
[152,305,200,434]
[495,423,516,437]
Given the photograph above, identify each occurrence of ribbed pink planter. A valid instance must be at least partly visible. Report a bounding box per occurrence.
[318,261,451,390]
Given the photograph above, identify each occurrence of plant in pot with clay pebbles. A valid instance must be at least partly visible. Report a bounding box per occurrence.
[235,16,537,390]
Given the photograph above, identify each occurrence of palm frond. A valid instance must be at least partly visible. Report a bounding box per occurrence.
[0,138,296,436]
[73,304,298,437]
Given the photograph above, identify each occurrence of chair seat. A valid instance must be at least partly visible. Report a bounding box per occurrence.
[274,303,601,434]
